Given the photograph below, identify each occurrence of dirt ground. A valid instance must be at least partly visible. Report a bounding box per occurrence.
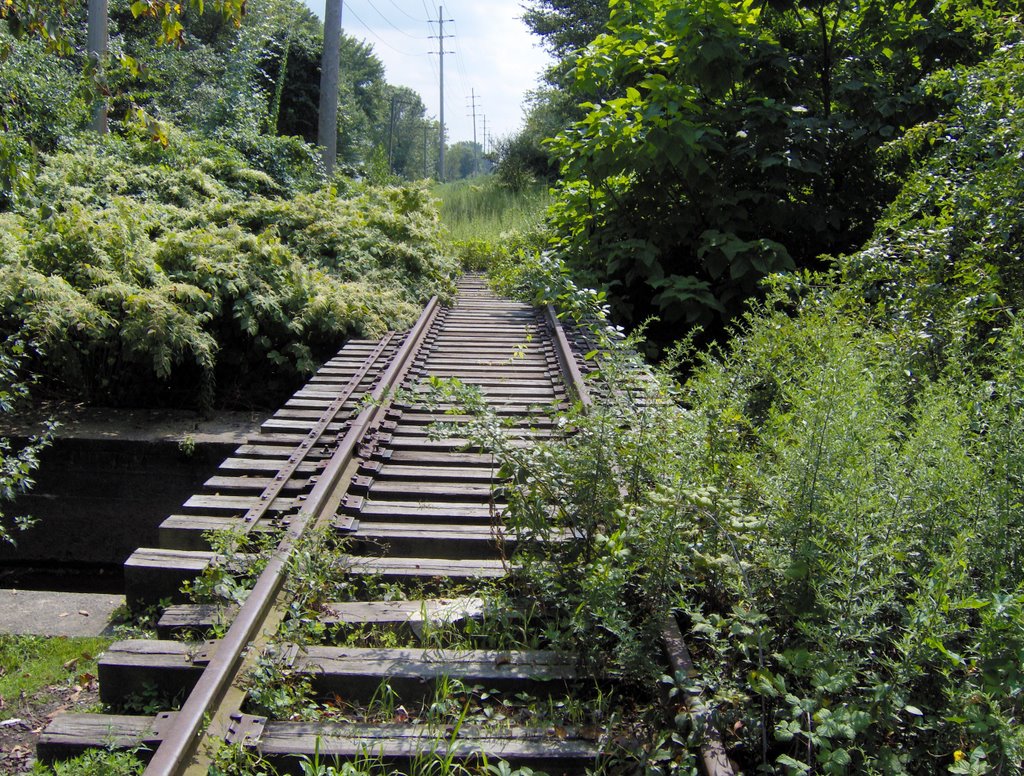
[0,675,100,773]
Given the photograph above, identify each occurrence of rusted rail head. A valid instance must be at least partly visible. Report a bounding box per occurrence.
[543,304,592,409]
[662,616,737,776]
[142,298,440,776]
[544,302,735,776]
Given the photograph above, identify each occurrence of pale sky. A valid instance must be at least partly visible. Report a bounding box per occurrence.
[300,0,553,146]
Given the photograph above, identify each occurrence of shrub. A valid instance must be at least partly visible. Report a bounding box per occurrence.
[0,134,457,409]
[481,248,1024,770]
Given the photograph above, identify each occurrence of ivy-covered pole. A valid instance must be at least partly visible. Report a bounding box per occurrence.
[318,0,342,175]
[87,0,108,133]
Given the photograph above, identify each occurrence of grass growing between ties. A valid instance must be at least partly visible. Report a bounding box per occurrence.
[29,748,145,775]
[182,526,282,610]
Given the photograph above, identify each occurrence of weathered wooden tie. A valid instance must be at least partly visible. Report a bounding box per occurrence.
[43,277,602,775]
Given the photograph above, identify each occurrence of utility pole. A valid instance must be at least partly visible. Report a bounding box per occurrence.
[387,95,395,171]
[87,0,108,133]
[481,114,488,155]
[431,6,453,180]
[388,97,410,175]
[318,0,343,175]
[467,89,480,176]
[423,119,429,179]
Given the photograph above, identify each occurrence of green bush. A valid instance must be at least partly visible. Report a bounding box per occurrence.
[477,252,1024,770]
[0,134,457,409]
[487,45,1024,756]
[842,41,1024,377]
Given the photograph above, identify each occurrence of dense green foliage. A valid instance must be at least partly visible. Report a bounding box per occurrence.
[0,0,461,411]
[0,0,437,191]
[843,40,1024,373]
[480,29,1024,774]
[538,0,1015,342]
[0,132,456,409]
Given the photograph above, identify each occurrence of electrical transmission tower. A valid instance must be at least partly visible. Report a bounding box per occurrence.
[429,6,454,180]
[467,89,481,175]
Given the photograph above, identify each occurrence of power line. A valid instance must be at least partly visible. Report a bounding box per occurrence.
[449,19,474,104]
[365,0,426,39]
[387,0,423,22]
[346,3,420,56]
[420,0,437,22]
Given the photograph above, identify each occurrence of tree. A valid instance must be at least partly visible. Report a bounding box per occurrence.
[492,87,567,188]
[381,85,429,180]
[546,0,1013,343]
[444,140,482,181]
[523,0,608,60]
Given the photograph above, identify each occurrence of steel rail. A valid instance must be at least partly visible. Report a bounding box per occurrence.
[143,297,441,776]
[236,333,396,533]
[544,304,591,408]
[545,300,735,776]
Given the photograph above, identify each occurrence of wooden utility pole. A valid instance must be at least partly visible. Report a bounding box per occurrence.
[318,0,343,175]
[388,96,397,172]
[432,6,452,180]
[467,89,480,176]
[87,0,108,133]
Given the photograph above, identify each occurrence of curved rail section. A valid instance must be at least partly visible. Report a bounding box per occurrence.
[39,277,602,774]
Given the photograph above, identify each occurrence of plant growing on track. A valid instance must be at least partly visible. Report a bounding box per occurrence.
[37,747,146,775]
[242,643,318,721]
[183,527,279,606]
[484,200,1024,769]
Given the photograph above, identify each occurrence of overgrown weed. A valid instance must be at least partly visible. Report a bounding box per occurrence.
[480,249,1024,770]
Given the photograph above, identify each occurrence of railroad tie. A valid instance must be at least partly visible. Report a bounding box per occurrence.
[42,276,603,775]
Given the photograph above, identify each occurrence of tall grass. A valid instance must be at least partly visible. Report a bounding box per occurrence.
[433,177,550,243]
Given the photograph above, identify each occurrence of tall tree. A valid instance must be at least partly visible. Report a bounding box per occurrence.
[523,0,609,67]
[546,0,1011,343]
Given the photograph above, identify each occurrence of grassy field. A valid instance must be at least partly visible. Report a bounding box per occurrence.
[0,635,113,773]
[0,635,109,711]
[433,177,551,243]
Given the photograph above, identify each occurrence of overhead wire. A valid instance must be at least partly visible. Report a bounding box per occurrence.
[387,0,424,22]
[365,0,426,39]
[449,17,476,140]
[346,3,420,56]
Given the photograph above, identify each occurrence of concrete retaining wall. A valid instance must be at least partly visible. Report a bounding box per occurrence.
[0,438,235,566]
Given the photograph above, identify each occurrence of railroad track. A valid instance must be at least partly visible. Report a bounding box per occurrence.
[37,276,613,775]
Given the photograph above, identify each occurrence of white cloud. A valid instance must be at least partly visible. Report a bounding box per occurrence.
[299,0,553,144]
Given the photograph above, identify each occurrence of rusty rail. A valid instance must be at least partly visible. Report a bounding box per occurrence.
[143,299,440,775]
[40,278,733,775]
